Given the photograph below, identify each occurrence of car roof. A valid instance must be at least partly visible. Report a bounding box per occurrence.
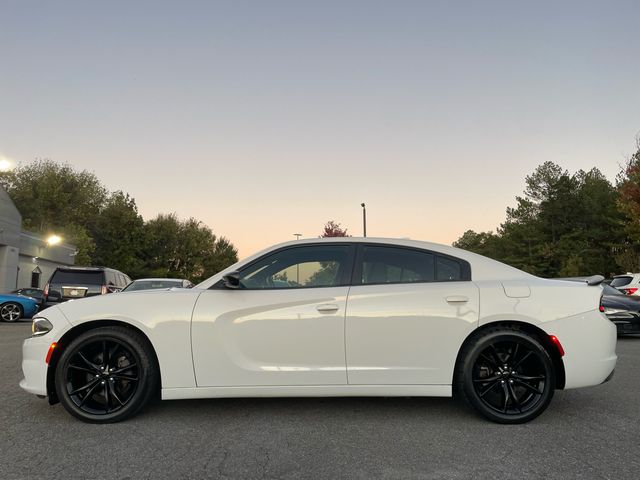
[195,236,536,289]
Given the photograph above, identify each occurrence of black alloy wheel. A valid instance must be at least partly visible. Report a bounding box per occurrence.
[55,326,157,423]
[456,327,555,424]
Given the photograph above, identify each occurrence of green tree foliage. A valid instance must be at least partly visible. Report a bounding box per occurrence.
[0,159,238,281]
[616,138,640,271]
[143,214,238,282]
[0,159,107,233]
[454,161,626,277]
[91,191,146,277]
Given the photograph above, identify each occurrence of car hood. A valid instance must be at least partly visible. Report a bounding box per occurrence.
[52,287,205,326]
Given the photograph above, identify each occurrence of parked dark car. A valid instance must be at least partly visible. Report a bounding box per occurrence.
[600,283,640,335]
[11,288,46,309]
[44,267,131,307]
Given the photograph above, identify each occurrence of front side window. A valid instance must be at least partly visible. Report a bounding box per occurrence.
[239,245,351,289]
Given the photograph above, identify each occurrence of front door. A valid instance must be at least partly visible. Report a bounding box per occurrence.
[191,244,354,387]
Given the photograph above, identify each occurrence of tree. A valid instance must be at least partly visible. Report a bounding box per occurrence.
[616,136,640,271]
[142,214,238,282]
[91,191,146,277]
[320,220,350,237]
[0,158,239,280]
[0,158,107,234]
[455,161,624,277]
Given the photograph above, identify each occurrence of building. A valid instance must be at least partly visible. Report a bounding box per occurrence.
[0,186,76,292]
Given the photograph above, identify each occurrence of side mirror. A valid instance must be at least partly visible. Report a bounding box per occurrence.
[222,271,241,289]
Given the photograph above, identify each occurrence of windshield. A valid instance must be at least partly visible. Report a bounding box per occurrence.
[122,280,182,292]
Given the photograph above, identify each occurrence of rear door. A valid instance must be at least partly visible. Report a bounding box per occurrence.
[345,244,479,385]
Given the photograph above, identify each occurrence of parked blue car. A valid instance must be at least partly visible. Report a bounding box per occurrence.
[0,293,39,322]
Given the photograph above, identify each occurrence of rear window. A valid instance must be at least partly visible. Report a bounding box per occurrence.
[602,284,623,296]
[611,276,633,288]
[51,270,104,285]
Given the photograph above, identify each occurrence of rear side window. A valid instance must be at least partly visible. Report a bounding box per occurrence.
[52,270,104,285]
[358,245,470,285]
[361,246,435,284]
[611,276,632,288]
[436,256,462,281]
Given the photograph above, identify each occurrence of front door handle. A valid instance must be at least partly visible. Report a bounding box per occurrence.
[316,303,339,313]
[446,295,469,304]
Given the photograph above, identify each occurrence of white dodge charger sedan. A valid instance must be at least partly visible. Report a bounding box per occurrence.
[21,238,617,424]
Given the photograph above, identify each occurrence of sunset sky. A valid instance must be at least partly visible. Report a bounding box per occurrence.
[1,1,639,258]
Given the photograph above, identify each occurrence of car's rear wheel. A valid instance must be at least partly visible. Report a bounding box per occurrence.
[0,302,23,322]
[456,327,555,424]
[54,326,158,423]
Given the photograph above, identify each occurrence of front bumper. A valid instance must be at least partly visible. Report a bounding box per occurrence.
[20,307,71,398]
[21,334,53,396]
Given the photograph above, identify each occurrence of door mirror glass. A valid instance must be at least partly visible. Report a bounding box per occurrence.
[222,271,241,289]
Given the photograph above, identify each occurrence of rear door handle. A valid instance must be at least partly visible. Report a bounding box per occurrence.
[446,295,468,303]
[316,303,339,313]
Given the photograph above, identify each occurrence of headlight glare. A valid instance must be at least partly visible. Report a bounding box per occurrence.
[31,317,53,337]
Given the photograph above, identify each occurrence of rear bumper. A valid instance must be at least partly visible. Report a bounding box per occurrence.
[608,313,640,335]
[542,309,617,389]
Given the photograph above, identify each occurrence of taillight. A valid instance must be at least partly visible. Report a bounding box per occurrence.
[599,305,605,313]
[43,283,49,298]
[101,285,107,295]
[622,287,638,295]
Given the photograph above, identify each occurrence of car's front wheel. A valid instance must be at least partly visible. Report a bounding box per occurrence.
[456,327,555,424]
[54,326,158,423]
[0,302,23,322]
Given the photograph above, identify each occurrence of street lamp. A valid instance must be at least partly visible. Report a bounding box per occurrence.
[361,203,367,237]
[46,234,62,246]
[293,233,302,240]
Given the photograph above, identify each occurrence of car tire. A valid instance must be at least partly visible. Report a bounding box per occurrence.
[0,302,23,322]
[54,326,158,423]
[455,326,555,424]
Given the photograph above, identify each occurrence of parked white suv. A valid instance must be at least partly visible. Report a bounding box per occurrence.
[611,273,640,295]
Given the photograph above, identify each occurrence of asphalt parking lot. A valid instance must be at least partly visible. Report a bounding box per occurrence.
[1,322,638,480]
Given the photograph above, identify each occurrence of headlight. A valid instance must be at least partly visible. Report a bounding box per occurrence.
[31,317,53,337]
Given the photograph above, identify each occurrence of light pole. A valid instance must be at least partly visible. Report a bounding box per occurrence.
[293,233,302,240]
[361,203,367,237]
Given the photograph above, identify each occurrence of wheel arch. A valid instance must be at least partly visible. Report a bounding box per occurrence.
[454,320,566,391]
[46,319,162,405]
